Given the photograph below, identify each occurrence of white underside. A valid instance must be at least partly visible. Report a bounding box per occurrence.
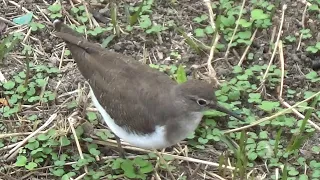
[89,87,169,149]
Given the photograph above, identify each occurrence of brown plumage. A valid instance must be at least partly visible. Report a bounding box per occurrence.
[53,19,243,149]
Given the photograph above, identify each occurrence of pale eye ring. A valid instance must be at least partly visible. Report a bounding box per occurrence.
[197,99,207,106]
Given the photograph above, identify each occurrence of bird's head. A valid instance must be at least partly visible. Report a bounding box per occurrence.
[174,79,244,121]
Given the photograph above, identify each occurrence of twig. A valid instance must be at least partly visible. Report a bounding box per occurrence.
[296,4,308,51]
[258,4,287,89]
[22,28,32,43]
[203,0,220,86]
[4,113,57,160]
[81,0,93,29]
[154,150,176,180]
[92,140,236,170]
[74,173,87,180]
[67,112,88,173]
[0,16,18,26]
[238,29,258,66]
[36,5,51,23]
[225,0,246,60]
[278,41,285,98]
[224,91,320,134]
[0,130,49,139]
[280,101,320,131]
[8,1,39,20]
[269,26,276,54]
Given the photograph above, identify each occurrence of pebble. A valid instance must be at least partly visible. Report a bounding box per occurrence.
[113,44,121,51]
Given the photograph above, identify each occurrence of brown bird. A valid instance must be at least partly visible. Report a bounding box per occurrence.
[52,19,244,152]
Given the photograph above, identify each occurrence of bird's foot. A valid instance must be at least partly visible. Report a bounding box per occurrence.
[115,135,127,158]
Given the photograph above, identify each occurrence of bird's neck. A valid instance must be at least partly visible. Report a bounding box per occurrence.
[165,111,203,146]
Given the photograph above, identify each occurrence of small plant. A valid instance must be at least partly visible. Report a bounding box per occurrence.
[47,4,62,19]
[146,24,167,34]
[306,42,320,53]
[149,64,178,79]
[0,34,20,63]
[111,157,153,179]
[87,26,109,36]
[305,71,320,82]
[29,21,45,32]
[300,29,312,39]
[70,5,89,23]
[285,35,296,43]
[0,62,59,117]
[251,9,272,28]
[139,15,152,29]
[193,14,208,23]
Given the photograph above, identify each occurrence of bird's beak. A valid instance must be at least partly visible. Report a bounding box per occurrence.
[208,102,245,121]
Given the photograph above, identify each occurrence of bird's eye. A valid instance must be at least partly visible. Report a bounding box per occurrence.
[197,99,207,106]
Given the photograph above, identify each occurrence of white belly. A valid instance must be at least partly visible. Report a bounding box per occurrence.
[89,87,170,149]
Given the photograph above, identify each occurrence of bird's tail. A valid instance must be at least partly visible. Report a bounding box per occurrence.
[53,19,85,38]
[52,19,102,54]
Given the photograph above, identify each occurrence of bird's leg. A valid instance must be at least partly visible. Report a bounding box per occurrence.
[115,135,126,158]
[154,149,176,180]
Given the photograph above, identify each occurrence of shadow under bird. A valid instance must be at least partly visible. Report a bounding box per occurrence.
[52,19,244,152]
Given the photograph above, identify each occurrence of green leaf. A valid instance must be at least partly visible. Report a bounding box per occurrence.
[193,14,208,23]
[306,46,318,53]
[101,35,116,48]
[251,9,269,20]
[315,42,320,49]
[48,4,61,13]
[78,5,85,11]
[312,146,320,153]
[18,71,26,78]
[140,163,153,173]
[233,66,243,73]
[28,96,40,102]
[126,25,134,31]
[25,140,40,150]
[198,137,208,144]
[112,158,125,170]
[13,12,33,25]
[37,134,49,141]
[51,168,65,176]
[247,151,258,160]
[61,172,76,180]
[60,136,71,146]
[16,84,27,93]
[205,26,214,34]
[133,157,148,167]
[194,28,205,37]
[36,79,46,87]
[71,7,79,14]
[220,15,235,27]
[259,131,268,139]
[305,71,317,80]
[64,50,71,56]
[9,95,19,104]
[258,101,280,112]
[54,160,66,166]
[89,148,101,156]
[288,168,299,176]
[87,112,97,121]
[139,15,152,29]
[238,19,252,27]
[237,31,251,39]
[25,162,37,170]
[3,81,15,90]
[15,155,27,166]
[299,174,308,180]
[121,160,136,178]
[175,65,187,84]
